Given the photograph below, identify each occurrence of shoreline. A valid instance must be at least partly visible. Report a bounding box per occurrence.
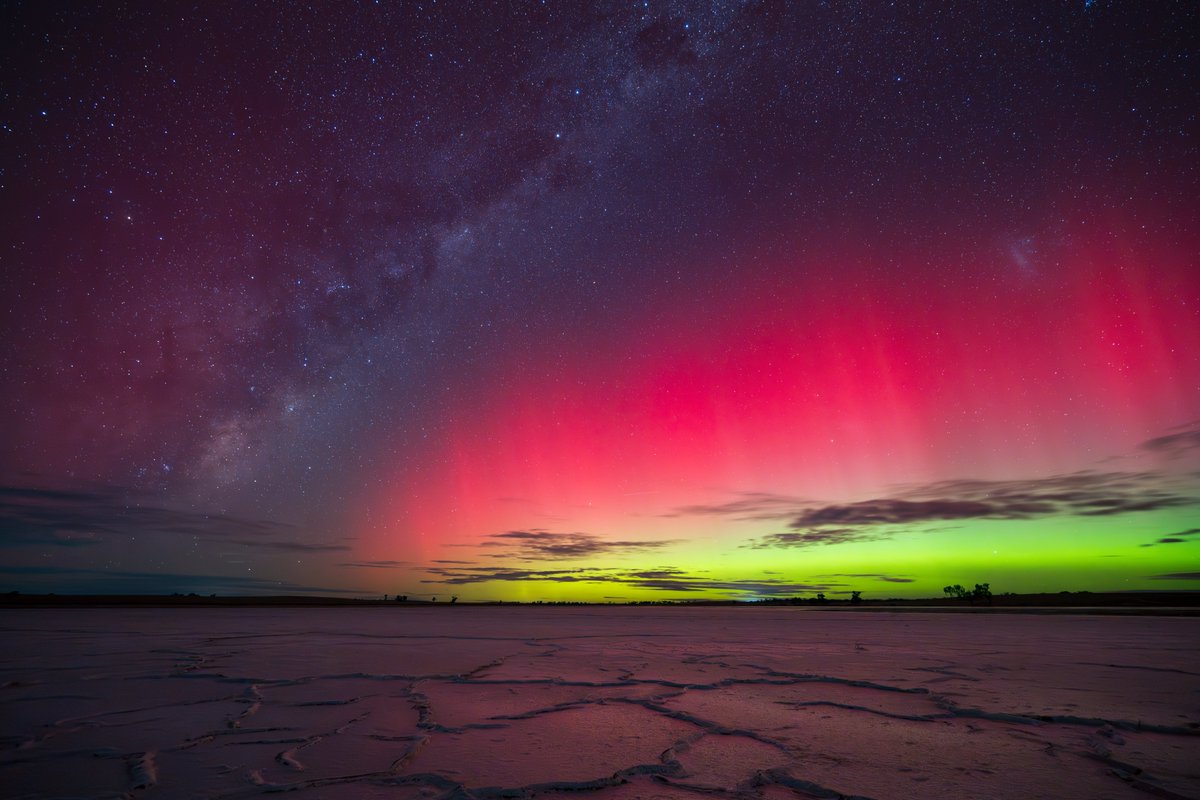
[2,590,1198,614]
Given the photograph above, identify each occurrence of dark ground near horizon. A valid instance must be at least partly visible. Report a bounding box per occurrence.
[2,606,1198,798]
[3,590,1199,613]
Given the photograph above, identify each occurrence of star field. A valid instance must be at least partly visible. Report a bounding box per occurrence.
[1,1,1197,598]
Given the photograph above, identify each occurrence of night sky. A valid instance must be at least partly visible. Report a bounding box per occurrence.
[2,2,1198,600]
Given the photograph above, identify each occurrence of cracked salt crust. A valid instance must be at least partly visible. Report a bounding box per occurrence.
[1,607,1197,799]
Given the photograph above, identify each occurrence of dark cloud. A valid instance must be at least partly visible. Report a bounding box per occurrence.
[1141,527,1200,547]
[743,529,884,549]
[682,470,1195,538]
[1140,424,1200,459]
[1142,525,1200,544]
[240,541,350,552]
[477,530,678,560]
[817,573,915,583]
[1147,572,1200,581]
[339,560,409,569]
[0,529,105,549]
[420,563,831,598]
[741,470,1197,549]
[1077,498,1190,516]
[621,577,829,596]
[422,566,591,585]
[0,484,281,537]
[792,499,1011,527]
[0,564,361,595]
[669,492,809,521]
[623,568,690,580]
[892,471,1194,520]
[0,482,342,556]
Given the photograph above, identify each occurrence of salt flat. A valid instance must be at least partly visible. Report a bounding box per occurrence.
[1,607,1197,799]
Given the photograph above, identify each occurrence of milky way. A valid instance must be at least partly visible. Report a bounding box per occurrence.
[2,2,1197,598]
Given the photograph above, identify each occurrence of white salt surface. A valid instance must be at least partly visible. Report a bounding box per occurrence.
[1,607,1197,799]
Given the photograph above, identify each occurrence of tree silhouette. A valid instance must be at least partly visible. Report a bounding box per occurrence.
[944,583,992,604]
[850,590,862,604]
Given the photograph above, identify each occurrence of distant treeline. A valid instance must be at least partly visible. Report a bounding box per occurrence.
[3,589,1199,609]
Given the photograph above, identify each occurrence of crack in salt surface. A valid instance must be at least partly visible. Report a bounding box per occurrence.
[1076,661,1200,678]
